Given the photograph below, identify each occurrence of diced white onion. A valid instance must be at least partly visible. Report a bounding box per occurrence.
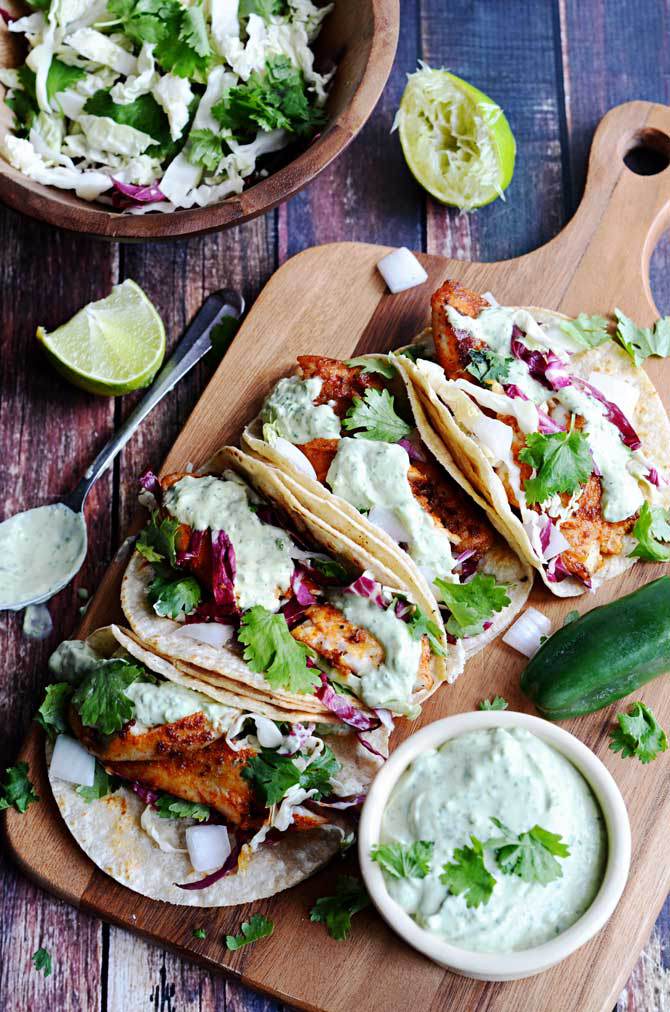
[588,372,639,420]
[185,824,231,871]
[50,734,96,786]
[481,291,499,307]
[471,415,514,462]
[367,505,411,544]
[543,522,571,561]
[377,248,428,294]
[172,623,234,648]
[503,608,552,658]
[272,436,317,479]
[253,716,284,749]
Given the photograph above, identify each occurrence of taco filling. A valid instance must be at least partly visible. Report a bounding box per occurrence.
[257,355,515,640]
[131,467,438,717]
[426,281,668,588]
[43,629,373,892]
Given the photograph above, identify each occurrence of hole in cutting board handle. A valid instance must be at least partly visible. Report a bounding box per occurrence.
[623,128,670,175]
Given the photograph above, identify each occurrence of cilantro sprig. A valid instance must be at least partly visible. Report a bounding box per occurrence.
[154,793,211,821]
[466,348,513,385]
[31,947,52,977]
[559,313,611,349]
[519,425,593,505]
[242,745,340,807]
[108,0,212,79]
[0,762,39,814]
[239,606,320,694]
[76,762,122,803]
[435,573,510,638]
[309,875,370,940]
[213,55,324,140]
[440,835,495,909]
[345,356,396,379]
[486,818,570,884]
[609,702,667,764]
[405,605,446,657]
[71,659,144,736]
[615,309,670,367]
[630,502,670,562]
[478,695,508,711]
[370,840,434,880]
[36,683,72,740]
[342,388,411,443]
[147,572,202,619]
[136,512,181,567]
[226,914,274,951]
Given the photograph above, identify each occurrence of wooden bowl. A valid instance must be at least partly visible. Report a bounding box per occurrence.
[0,0,399,240]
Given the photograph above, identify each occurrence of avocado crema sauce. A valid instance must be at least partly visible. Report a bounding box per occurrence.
[380,727,607,952]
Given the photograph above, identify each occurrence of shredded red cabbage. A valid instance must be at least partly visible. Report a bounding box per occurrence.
[356,733,386,759]
[211,529,237,610]
[394,598,413,621]
[280,722,315,755]
[0,7,13,22]
[546,554,592,589]
[373,708,395,732]
[186,601,240,625]
[539,519,551,553]
[176,834,245,891]
[571,377,641,450]
[398,437,428,463]
[112,178,166,203]
[647,467,662,487]
[176,528,206,568]
[344,573,387,609]
[316,674,381,731]
[291,565,317,606]
[282,595,309,629]
[454,549,478,580]
[130,782,160,806]
[139,469,163,504]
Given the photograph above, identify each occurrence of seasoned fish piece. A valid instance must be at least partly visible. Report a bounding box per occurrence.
[407,459,494,560]
[69,706,223,762]
[297,355,383,416]
[298,437,339,482]
[431,280,490,380]
[292,602,384,675]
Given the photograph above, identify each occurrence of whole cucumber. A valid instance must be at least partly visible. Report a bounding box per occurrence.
[520,576,670,719]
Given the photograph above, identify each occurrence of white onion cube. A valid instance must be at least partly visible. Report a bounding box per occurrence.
[377,248,428,294]
[173,623,235,648]
[50,734,96,786]
[503,607,552,658]
[185,824,231,871]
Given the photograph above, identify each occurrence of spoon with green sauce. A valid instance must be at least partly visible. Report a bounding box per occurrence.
[0,289,244,614]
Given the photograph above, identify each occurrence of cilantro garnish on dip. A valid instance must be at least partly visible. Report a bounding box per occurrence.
[0,1,333,210]
[375,727,606,953]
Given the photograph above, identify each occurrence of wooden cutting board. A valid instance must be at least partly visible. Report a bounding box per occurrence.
[6,100,670,1012]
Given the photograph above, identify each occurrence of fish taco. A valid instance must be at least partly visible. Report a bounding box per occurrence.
[242,353,532,656]
[43,626,386,907]
[399,280,670,595]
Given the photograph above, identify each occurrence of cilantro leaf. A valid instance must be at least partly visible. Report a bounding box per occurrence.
[71,659,143,736]
[630,501,670,562]
[226,913,274,950]
[311,558,349,582]
[519,426,593,505]
[309,875,370,940]
[397,344,427,363]
[615,309,670,366]
[8,60,85,132]
[478,695,508,711]
[83,90,175,160]
[36,683,72,740]
[154,793,211,821]
[239,606,320,694]
[213,56,325,140]
[405,605,446,657]
[243,745,340,806]
[192,927,207,939]
[370,840,434,880]
[440,835,495,908]
[342,388,411,443]
[559,313,611,349]
[31,948,52,977]
[76,762,122,803]
[435,573,510,639]
[109,0,211,79]
[345,356,396,379]
[148,572,202,619]
[136,512,181,567]
[0,762,39,813]
[466,348,513,385]
[609,701,668,764]
[486,818,570,884]
[187,127,224,172]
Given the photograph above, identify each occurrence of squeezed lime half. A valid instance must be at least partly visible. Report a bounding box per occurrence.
[396,66,516,211]
[37,279,166,396]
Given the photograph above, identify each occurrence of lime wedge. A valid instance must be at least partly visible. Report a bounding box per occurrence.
[396,66,516,211]
[36,279,166,396]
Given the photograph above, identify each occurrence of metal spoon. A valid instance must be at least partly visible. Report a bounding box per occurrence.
[0,288,244,612]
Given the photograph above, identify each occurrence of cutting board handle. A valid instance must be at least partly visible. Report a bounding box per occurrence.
[538,101,670,322]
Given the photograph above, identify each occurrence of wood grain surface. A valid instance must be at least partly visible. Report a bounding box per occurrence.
[2,2,670,1010]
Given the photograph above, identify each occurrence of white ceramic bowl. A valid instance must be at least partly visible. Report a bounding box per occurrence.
[358,710,631,981]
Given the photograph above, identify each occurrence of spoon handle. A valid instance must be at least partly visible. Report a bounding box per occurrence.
[62,288,244,514]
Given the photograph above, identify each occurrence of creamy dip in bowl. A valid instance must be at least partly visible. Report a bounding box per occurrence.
[358,711,631,981]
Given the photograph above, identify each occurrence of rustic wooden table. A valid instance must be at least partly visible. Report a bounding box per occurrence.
[2,1,670,1009]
